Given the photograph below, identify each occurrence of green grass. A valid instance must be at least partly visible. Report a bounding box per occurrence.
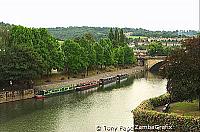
[169,100,200,117]
[58,40,64,44]
[127,36,148,39]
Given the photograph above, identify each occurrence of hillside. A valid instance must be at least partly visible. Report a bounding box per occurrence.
[0,22,198,41]
[47,26,198,41]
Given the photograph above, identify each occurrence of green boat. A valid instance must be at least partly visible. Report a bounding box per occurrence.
[35,85,76,99]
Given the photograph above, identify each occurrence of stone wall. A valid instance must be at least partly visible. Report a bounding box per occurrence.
[0,89,35,104]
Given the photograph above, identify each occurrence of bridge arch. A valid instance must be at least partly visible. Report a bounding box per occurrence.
[142,56,167,72]
[149,61,166,73]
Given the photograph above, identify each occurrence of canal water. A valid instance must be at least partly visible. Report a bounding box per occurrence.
[0,72,167,132]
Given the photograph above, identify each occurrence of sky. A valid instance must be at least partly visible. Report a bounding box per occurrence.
[0,0,199,31]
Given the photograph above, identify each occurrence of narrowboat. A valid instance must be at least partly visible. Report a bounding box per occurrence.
[99,76,117,86]
[75,80,99,91]
[117,73,128,82]
[35,85,76,99]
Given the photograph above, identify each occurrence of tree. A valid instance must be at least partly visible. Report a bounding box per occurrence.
[114,28,119,47]
[0,27,10,48]
[32,28,64,73]
[9,26,64,74]
[148,42,165,56]
[94,42,104,69]
[0,45,45,84]
[108,28,114,42]
[83,32,95,44]
[62,40,85,74]
[100,38,114,67]
[75,34,96,75]
[113,46,125,66]
[165,37,200,110]
[123,46,136,64]
[119,29,126,46]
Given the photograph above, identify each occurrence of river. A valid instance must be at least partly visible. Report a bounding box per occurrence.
[0,72,167,132]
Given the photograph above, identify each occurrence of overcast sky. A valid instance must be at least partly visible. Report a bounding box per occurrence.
[0,0,199,31]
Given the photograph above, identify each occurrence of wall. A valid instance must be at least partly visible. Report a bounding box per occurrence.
[0,89,35,104]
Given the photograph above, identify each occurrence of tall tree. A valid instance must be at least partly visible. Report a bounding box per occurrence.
[75,34,96,74]
[62,40,85,74]
[108,28,114,42]
[9,26,64,74]
[123,46,136,64]
[100,38,114,67]
[94,42,104,69]
[0,45,45,84]
[114,28,119,47]
[119,29,125,46]
[113,46,125,66]
[165,37,200,110]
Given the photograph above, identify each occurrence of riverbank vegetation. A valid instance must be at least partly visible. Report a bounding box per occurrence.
[132,93,200,131]
[0,25,136,89]
[169,100,200,117]
[164,37,200,110]
[133,36,200,131]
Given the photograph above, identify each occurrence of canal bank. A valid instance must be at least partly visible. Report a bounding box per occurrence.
[0,66,145,104]
[0,72,167,132]
[34,66,145,91]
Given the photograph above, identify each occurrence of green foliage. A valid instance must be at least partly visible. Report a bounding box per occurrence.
[47,26,198,41]
[76,33,96,68]
[123,46,135,64]
[148,42,173,56]
[0,24,137,87]
[169,100,200,116]
[62,40,86,74]
[113,46,125,66]
[109,28,127,48]
[9,26,64,73]
[94,42,104,67]
[165,37,200,103]
[119,29,126,46]
[132,94,200,131]
[0,45,45,81]
[100,38,113,67]
[0,25,65,86]
[108,28,114,43]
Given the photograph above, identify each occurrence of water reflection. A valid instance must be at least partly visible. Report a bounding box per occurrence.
[0,72,167,132]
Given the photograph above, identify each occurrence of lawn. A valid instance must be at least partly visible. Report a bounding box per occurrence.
[58,40,64,44]
[127,36,148,39]
[169,100,200,117]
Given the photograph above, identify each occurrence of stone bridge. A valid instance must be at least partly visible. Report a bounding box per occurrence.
[137,56,167,72]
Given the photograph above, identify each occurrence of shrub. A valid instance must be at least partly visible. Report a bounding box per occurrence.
[132,93,200,131]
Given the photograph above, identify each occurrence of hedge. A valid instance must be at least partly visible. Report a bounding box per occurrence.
[132,93,200,131]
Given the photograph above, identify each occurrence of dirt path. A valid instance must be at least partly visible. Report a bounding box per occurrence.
[34,66,145,90]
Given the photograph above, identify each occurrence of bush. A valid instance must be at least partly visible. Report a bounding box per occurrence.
[132,93,200,131]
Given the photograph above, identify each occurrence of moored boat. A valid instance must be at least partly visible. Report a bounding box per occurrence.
[35,85,76,99]
[99,76,117,86]
[76,80,99,91]
[117,73,128,82]
[35,94,45,99]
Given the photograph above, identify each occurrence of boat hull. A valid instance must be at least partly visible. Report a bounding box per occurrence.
[76,84,99,91]
[35,95,45,99]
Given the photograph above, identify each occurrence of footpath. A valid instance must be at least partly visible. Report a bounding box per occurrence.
[35,66,145,90]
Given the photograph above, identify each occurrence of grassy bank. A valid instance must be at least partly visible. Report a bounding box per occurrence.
[132,94,200,131]
[169,100,200,117]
